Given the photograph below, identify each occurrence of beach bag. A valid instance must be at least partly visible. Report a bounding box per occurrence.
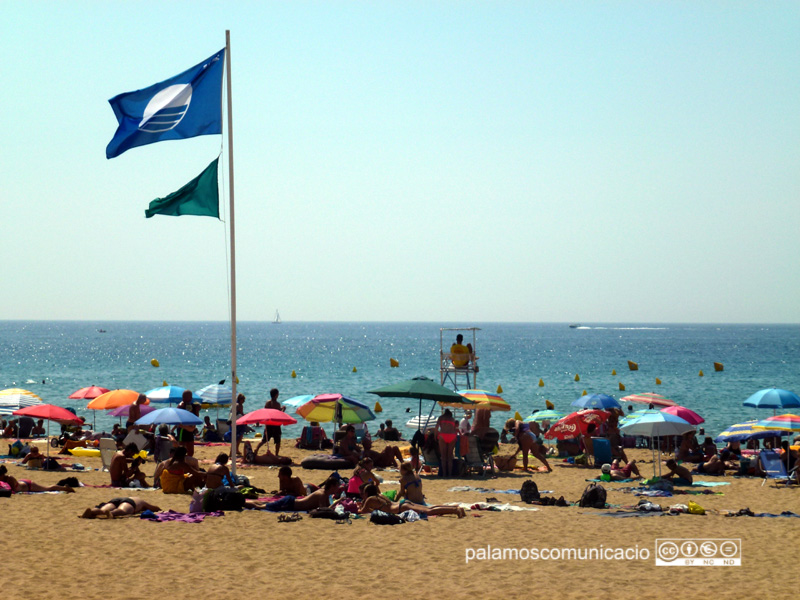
[0,481,12,498]
[41,457,60,471]
[520,479,540,503]
[208,487,246,512]
[309,507,344,520]
[579,483,607,509]
[687,501,705,515]
[369,510,405,525]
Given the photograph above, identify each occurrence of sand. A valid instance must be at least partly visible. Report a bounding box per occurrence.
[1,438,797,600]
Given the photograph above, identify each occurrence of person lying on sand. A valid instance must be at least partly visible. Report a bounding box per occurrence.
[358,483,465,518]
[662,459,693,485]
[694,454,736,476]
[80,496,161,519]
[241,441,292,466]
[609,459,641,480]
[258,478,339,512]
[361,437,404,468]
[0,465,75,493]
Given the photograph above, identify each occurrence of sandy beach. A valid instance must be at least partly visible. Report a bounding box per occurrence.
[1,436,796,600]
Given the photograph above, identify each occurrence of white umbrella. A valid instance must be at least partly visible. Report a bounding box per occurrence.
[620,411,695,478]
[0,388,43,416]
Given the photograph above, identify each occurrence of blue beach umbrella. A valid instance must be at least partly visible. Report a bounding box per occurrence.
[571,393,621,411]
[135,407,203,427]
[196,384,233,405]
[743,388,800,411]
[714,420,792,444]
[281,394,315,409]
[145,385,203,404]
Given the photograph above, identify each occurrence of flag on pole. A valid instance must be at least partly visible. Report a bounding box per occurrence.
[106,49,225,159]
[145,158,220,218]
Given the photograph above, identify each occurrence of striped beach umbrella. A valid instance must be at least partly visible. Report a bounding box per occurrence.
[454,389,511,411]
[524,410,566,423]
[753,413,800,433]
[196,384,233,405]
[296,394,375,424]
[620,392,678,408]
[0,388,43,416]
[713,420,791,444]
[661,405,704,425]
[145,385,203,404]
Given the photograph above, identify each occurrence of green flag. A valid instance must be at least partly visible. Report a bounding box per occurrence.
[145,158,220,218]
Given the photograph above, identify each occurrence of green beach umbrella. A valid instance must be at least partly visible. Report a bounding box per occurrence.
[368,376,468,432]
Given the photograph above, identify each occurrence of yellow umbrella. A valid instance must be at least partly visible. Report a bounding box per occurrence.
[443,389,511,412]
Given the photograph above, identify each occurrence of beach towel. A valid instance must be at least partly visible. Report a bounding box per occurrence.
[447,486,554,495]
[446,502,540,512]
[140,509,224,523]
[687,481,730,487]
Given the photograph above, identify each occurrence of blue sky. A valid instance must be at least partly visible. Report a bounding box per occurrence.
[3,2,798,323]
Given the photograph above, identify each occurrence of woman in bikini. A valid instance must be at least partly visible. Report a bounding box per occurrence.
[397,462,425,504]
[159,447,206,494]
[436,409,459,477]
[0,465,75,493]
[506,419,552,473]
[346,457,380,499]
[358,484,465,518]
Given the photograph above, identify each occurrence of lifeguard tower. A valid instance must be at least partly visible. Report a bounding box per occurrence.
[440,327,480,391]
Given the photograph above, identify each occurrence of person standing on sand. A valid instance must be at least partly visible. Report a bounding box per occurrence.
[261,388,286,456]
[506,419,552,473]
[126,394,147,432]
[436,409,459,477]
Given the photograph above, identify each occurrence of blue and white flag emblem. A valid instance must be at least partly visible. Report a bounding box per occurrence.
[106,48,225,159]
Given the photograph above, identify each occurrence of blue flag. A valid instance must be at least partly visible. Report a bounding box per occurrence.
[106,49,225,159]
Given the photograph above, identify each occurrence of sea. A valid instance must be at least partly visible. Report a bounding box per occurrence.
[1,321,798,439]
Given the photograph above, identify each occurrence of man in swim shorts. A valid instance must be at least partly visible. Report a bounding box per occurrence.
[80,496,161,519]
[663,459,693,485]
[260,388,286,455]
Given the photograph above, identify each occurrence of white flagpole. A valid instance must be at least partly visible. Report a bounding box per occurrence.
[225,29,239,477]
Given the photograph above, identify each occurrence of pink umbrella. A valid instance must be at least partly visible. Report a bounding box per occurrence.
[108,404,157,418]
[661,405,704,425]
[68,386,110,400]
[237,408,297,427]
[620,392,678,408]
[13,404,82,459]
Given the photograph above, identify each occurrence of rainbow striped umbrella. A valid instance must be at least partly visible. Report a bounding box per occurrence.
[714,420,791,444]
[453,389,511,412]
[753,413,800,433]
[524,410,566,423]
[0,388,43,416]
[620,392,678,407]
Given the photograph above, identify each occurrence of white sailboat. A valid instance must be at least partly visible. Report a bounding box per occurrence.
[273,309,282,324]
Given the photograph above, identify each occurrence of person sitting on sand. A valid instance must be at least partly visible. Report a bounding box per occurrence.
[205,453,233,490]
[202,416,222,443]
[3,420,18,438]
[159,446,206,494]
[109,443,148,488]
[0,465,75,493]
[346,457,381,499]
[609,459,641,480]
[662,459,693,485]
[701,437,718,460]
[382,419,402,442]
[278,466,307,496]
[334,425,361,466]
[675,432,703,463]
[80,496,161,519]
[20,446,44,469]
[506,418,552,473]
[358,483,465,518]
[693,454,732,476]
[31,419,46,437]
[361,437,404,469]
[397,462,426,505]
[241,440,292,466]
[260,478,339,512]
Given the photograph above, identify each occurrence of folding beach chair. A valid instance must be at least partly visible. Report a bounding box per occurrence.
[152,435,173,463]
[98,438,117,472]
[759,449,790,487]
[463,435,493,478]
[122,430,148,451]
[592,438,613,468]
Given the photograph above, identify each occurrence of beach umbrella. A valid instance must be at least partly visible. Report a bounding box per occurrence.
[86,389,143,410]
[0,388,43,415]
[752,414,800,433]
[660,405,704,425]
[545,410,609,440]
[405,415,437,430]
[134,407,203,427]
[571,393,621,411]
[369,376,467,432]
[452,389,511,411]
[145,385,203,404]
[713,420,792,444]
[743,388,800,414]
[619,409,662,427]
[281,395,315,409]
[68,386,110,400]
[237,408,297,427]
[296,394,375,425]
[108,404,157,418]
[620,392,678,408]
[524,410,566,424]
[196,384,233,405]
[13,404,81,460]
[620,411,695,477]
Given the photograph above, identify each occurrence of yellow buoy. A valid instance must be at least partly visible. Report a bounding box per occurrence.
[545,400,555,410]
[390,358,399,368]
[628,360,638,371]
[699,370,704,377]
[235,376,239,384]
[574,374,580,382]
[352,367,357,373]
[582,390,587,396]
[611,369,616,376]
[655,378,662,385]
[714,362,724,372]
[162,380,168,387]
[514,411,523,421]
[291,370,297,378]
[150,359,160,368]
[375,401,383,413]
[538,378,544,387]
[619,382,626,391]
[496,385,503,394]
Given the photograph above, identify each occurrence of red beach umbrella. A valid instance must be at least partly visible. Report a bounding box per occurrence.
[13,404,82,459]
[544,409,609,440]
[69,386,110,400]
[237,408,297,427]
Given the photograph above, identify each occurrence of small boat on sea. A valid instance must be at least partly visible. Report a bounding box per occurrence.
[569,324,580,329]
[273,310,282,324]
